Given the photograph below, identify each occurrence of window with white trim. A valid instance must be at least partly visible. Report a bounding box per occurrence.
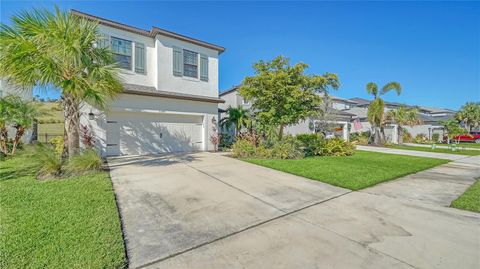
[111,37,132,70]
[183,50,198,78]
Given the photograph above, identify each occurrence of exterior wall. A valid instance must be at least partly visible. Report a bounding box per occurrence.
[80,94,218,156]
[219,91,239,110]
[98,25,157,88]
[98,25,220,98]
[156,35,219,97]
[331,102,350,110]
[284,120,313,136]
[404,124,444,140]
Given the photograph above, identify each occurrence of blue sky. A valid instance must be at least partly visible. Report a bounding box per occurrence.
[1,1,479,110]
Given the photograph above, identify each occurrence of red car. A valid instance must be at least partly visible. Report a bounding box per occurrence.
[454,132,480,143]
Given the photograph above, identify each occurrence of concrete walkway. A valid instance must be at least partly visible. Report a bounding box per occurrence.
[108,152,480,269]
[404,142,480,151]
[357,145,470,160]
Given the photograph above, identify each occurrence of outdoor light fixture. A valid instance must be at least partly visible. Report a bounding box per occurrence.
[88,111,95,120]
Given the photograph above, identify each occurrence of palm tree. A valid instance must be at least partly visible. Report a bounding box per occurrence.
[0,7,122,158]
[387,106,421,145]
[366,82,402,145]
[455,102,480,132]
[0,96,15,154]
[10,97,40,155]
[220,106,251,136]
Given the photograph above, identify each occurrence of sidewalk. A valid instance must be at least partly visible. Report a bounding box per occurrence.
[356,145,469,160]
[404,142,480,151]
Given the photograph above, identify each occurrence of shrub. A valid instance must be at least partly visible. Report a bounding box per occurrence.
[350,131,370,145]
[65,149,103,175]
[432,133,440,142]
[219,132,234,149]
[402,129,413,143]
[231,139,257,158]
[413,133,428,144]
[49,136,64,155]
[318,138,356,156]
[296,133,323,156]
[268,137,304,159]
[34,144,63,179]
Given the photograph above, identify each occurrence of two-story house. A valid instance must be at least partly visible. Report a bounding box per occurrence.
[219,86,354,140]
[73,10,225,156]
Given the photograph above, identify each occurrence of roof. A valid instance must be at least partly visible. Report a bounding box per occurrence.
[329,95,358,104]
[219,85,241,97]
[122,83,224,103]
[349,97,370,106]
[71,10,225,54]
[418,106,456,114]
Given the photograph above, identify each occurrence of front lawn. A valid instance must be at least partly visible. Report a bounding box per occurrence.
[245,151,448,190]
[0,153,126,269]
[389,145,480,156]
[458,143,480,149]
[451,180,480,213]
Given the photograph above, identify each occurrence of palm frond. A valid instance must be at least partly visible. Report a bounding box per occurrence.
[381,81,401,96]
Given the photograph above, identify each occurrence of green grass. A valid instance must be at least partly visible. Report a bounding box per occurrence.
[390,145,480,156]
[458,143,480,149]
[245,151,448,190]
[451,180,480,213]
[0,151,126,269]
[37,101,63,122]
[36,102,64,141]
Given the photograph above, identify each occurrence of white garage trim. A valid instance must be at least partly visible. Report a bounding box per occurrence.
[110,106,208,117]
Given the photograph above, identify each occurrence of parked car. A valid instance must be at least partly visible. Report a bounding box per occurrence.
[453,132,480,143]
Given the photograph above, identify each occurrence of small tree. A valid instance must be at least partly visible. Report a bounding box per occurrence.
[366,82,402,145]
[387,106,421,145]
[220,106,251,136]
[455,102,480,132]
[240,56,339,140]
[0,95,39,155]
[441,119,468,144]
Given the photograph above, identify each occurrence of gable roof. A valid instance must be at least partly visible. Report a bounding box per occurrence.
[71,10,225,53]
[219,85,241,97]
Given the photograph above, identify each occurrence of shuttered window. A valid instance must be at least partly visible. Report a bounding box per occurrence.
[200,54,208,81]
[183,50,198,78]
[111,37,132,70]
[173,47,183,76]
[135,43,145,74]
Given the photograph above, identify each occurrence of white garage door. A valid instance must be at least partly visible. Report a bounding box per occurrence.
[106,112,203,156]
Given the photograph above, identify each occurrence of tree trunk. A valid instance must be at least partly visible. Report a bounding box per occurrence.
[373,126,381,145]
[380,126,386,145]
[62,93,80,158]
[278,124,285,140]
[11,126,25,155]
[0,126,8,154]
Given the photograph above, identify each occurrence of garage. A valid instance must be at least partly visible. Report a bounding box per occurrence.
[106,112,204,156]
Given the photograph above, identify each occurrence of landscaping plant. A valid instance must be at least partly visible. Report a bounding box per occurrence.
[318,138,356,156]
[387,106,421,145]
[296,133,324,156]
[365,81,402,145]
[0,7,123,158]
[455,102,480,132]
[240,56,339,140]
[65,149,103,175]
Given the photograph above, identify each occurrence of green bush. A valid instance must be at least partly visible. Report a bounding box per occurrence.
[219,132,234,149]
[231,139,257,158]
[49,136,64,154]
[34,144,63,179]
[268,137,304,159]
[432,133,440,142]
[402,129,413,143]
[296,133,323,156]
[413,133,428,144]
[350,131,370,145]
[318,138,356,156]
[65,149,103,175]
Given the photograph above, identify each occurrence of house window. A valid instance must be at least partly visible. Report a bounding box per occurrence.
[111,37,132,70]
[183,50,198,78]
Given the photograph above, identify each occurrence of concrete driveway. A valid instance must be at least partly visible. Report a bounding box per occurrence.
[108,152,480,269]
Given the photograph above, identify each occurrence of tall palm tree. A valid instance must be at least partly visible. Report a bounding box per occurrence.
[220,106,251,136]
[455,102,480,132]
[387,106,421,145]
[0,96,15,154]
[366,82,401,145]
[0,7,122,158]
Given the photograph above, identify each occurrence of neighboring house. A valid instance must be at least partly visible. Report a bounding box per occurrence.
[73,10,225,156]
[346,97,455,143]
[0,79,34,143]
[219,87,353,140]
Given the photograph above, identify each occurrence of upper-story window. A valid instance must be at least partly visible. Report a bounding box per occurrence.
[111,37,132,70]
[173,47,209,81]
[183,50,198,78]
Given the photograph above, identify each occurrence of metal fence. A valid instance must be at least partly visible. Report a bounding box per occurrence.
[36,133,63,143]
